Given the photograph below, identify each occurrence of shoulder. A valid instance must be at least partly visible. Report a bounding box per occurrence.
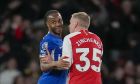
[40,34,55,43]
[40,34,54,48]
[94,34,102,42]
[89,31,102,41]
[42,34,51,41]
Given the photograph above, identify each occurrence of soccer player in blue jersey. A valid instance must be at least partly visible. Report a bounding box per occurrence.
[38,10,69,84]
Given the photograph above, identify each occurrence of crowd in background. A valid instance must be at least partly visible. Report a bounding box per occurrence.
[0,0,140,84]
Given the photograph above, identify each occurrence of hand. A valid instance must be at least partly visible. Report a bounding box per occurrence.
[40,47,53,63]
[46,47,53,63]
[56,56,70,69]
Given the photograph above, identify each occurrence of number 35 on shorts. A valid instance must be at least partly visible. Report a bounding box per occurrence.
[75,48,102,72]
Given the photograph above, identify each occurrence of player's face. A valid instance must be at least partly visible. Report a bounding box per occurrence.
[47,13,63,35]
[69,17,78,33]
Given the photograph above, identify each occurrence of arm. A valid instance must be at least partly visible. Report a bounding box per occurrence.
[40,59,57,72]
[40,49,57,72]
[39,42,69,71]
[61,36,73,69]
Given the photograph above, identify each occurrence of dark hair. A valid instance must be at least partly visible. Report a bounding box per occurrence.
[44,10,59,27]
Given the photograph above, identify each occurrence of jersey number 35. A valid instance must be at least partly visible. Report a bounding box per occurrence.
[75,48,102,72]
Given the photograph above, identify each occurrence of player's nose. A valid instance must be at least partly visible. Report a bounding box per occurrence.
[56,22,61,26]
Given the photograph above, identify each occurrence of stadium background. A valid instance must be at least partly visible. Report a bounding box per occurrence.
[0,0,140,84]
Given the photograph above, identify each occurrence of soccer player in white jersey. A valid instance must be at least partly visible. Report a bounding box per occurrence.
[62,12,103,84]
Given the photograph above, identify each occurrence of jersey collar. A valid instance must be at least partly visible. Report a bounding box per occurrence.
[48,32,61,39]
[80,29,88,32]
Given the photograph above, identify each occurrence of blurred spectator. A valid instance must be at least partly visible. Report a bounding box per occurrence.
[24,76,34,84]
[0,41,10,64]
[0,57,21,84]
[3,15,32,71]
[109,67,124,84]
[124,60,135,77]
[124,76,135,84]
[13,75,25,84]
[24,60,40,84]
[136,64,140,78]
[136,64,140,84]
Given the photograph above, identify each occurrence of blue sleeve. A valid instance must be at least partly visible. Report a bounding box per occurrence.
[39,39,54,57]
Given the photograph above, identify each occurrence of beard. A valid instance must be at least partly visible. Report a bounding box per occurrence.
[51,27,62,36]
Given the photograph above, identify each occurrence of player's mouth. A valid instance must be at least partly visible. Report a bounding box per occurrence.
[55,26,62,30]
[55,27,62,32]
[56,26,62,29]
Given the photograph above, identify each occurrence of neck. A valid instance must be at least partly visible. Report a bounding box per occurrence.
[74,26,87,32]
[49,31,61,37]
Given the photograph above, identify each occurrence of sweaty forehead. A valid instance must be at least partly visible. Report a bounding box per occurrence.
[48,13,62,19]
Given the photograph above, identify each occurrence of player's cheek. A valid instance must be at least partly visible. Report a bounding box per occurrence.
[51,24,55,28]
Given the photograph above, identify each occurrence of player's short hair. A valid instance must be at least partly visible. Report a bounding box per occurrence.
[72,12,90,28]
[44,10,59,27]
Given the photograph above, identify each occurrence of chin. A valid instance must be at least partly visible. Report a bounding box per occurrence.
[54,32,61,35]
[56,31,62,35]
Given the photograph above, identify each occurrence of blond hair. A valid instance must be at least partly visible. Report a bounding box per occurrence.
[72,12,90,28]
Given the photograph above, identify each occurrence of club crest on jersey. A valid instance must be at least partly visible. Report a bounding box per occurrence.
[42,42,48,50]
[59,46,62,49]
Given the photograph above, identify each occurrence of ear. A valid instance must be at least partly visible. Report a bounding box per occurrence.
[46,22,49,27]
[46,21,50,28]
[74,21,78,28]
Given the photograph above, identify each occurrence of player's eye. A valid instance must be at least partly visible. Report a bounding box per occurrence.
[51,20,56,24]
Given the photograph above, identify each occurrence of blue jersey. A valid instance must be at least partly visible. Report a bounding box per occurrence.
[38,32,68,84]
